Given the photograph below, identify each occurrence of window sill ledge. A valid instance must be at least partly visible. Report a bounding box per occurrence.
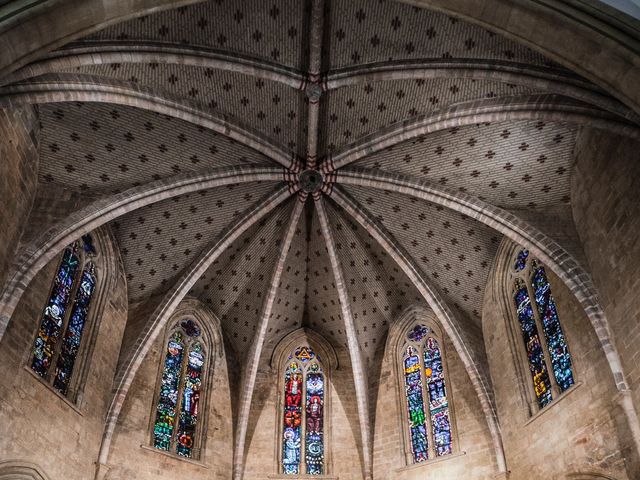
[23,365,84,416]
[139,444,208,468]
[395,451,466,473]
[524,381,583,426]
[267,475,338,479]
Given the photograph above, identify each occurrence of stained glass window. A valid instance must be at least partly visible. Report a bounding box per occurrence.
[153,319,207,458]
[281,346,325,475]
[30,237,98,399]
[510,250,575,411]
[531,261,574,392]
[401,325,454,463]
[513,279,553,407]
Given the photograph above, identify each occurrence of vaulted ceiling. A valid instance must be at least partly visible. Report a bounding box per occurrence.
[2,0,638,476]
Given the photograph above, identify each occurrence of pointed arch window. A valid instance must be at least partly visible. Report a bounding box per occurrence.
[152,318,208,459]
[511,249,575,409]
[401,324,453,464]
[280,346,325,475]
[30,235,98,399]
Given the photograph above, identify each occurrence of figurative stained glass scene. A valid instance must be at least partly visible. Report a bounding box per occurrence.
[282,346,325,475]
[283,362,303,474]
[52,263,96,395]
[31,245,80,378]
[153,319,205,457]
[402,326,454,463]
[423,338,452,456]
[513,279,553,407]
[531,262,574,392]
[404,345,429,462]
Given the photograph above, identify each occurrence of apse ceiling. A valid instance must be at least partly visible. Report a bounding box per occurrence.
[11,0,638,358]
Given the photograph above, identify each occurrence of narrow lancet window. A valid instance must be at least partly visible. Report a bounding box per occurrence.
[281,346,325,474]
[510,249,575,410]
[153,319,206,458]
[401,324,454,463]
[30,236,98,398]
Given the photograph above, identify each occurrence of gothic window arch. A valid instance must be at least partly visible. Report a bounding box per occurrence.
[509,248,575,410]
[399,321,455,464]
[279,345,326,475]
[29,234,99,400]
[151,317,211,459]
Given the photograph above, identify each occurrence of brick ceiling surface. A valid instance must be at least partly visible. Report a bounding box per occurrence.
[24,0,619,356]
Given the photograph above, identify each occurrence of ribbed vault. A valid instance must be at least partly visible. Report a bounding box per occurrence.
[1,0,640,479]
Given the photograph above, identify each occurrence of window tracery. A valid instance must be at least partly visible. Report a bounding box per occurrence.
[510,249,575,409]
[30,236,98,398]
[401,323,453,463]
[152,318,207,458]
[281,345,325,475]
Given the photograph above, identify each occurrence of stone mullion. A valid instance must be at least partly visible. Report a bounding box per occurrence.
[319,94,640,173]
[330,186,507,473]
[335,168,640,458]
[0,73,303,171]
[95,185,296,479]
[0,165,286,343]
[315,197,373,480]
[232,200,303,480]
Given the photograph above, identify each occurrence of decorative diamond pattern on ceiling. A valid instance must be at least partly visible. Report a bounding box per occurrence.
[112,181,280,301]
[342,184,501,325]
[39,102,272,194]
[325,198,424,365]
[305,204,349,349]
[86,0,309,69]
[350,119,578,208]
[325,0,557,69]
[263,205,309,349]
[188,198,294,353]
[70,65,307,156]
[321,78,536,154]
[26,0,611,367]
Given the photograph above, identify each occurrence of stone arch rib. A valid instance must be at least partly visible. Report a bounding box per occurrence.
[232,200,304,480]
[2,42,306,89]
[316,197,373,480]
[0,74,302,171]
[319,94,640,173]
[335,167,640,454]
[97,185,296,475]
[0,165,286,345]
[329,186,507,473]
[324,60,638,123]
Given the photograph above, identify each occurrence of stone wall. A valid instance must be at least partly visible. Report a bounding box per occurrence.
[0,228,127,480]
[0,106,39,287]
[104,302,234,480]
[572,127,640,415]
[371,314,498,480]
[483,239,632,479]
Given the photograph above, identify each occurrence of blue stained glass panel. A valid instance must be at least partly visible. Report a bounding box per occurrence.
[176,343,204,457]
[282,362,303,474]
[514,280,553,407]
[153,332,185,451]
[531,263,574,392]
[514,249,529,272]
[31,245,80,377]
[404,346,429,463]
[424,337,452,456]
[52,263,96,395]
[305,364,324,474]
